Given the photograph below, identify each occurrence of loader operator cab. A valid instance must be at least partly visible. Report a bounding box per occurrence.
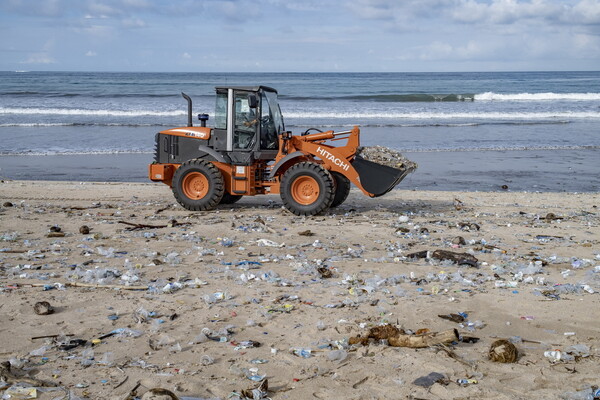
[214,86,284,165]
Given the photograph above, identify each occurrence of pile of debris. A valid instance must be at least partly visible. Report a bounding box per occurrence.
[357,145,418,172]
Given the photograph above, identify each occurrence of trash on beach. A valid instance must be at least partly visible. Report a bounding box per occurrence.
[456,378,478,386]
[317,266,333,278]
[290,348,312,358]
[58,339,87,351]
[239,379,269,400]
[46,232,65,238]
[79,225,90,234]
[33,301,54,315]
[140,387,180,400]
[349,324,460,348]
[0,360,56,387]
[545,344,592,363]
[488,339,518,363]
[1,386,38,399]
[438,313,466,323]
[256,238,284,247]
[356,145,418,171]
[544,350,563,363]
[406,249,479,267]
[412,372,447,388]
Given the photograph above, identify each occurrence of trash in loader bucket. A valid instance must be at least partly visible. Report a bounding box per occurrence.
[357,145,418,171]
[352,146,417,196]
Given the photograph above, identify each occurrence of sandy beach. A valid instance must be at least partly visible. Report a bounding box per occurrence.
[1,180,599,399]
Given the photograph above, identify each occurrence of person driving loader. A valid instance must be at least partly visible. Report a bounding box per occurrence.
[234,96,256,149]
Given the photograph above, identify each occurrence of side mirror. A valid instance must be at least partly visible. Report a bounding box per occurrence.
[248,93,258,109]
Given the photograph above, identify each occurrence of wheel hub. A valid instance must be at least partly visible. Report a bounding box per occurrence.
[291,176,319,205]
[182,172,209,200]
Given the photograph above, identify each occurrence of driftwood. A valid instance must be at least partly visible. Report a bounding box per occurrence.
[388,329,459,348]
[31,334,74,340]
[118,220,191,231]
[119,221,167,230]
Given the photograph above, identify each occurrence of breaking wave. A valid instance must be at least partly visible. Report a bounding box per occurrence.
[0,122,174,127]
[283,92,600,102]
[475,92,600,101]
[284,111,600,120]
[0,107,186,117]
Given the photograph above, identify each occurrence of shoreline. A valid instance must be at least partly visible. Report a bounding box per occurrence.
[1,147,599,192]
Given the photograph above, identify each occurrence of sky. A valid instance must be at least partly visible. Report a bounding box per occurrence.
[0,0,599,72]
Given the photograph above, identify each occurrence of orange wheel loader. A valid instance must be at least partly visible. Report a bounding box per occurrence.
[148,86,414,216]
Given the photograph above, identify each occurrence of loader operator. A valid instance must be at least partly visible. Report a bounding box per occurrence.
[234,96,256,149]
[237,93,278,150]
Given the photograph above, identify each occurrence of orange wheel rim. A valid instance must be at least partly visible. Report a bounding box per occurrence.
[182,172,209,200]
[291,176,319,205]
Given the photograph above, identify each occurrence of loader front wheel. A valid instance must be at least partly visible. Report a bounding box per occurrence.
[172,159,224,211]
[331,171,351,208]
[281,162,334,216]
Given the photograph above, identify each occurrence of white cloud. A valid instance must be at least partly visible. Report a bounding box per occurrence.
[85,50,97,56]
[182,52,191,59]
[21,53,56,64]
[570,0,600,24]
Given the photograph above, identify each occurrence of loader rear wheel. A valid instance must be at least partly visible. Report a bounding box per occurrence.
[281,162,334,216]
[331,171,351,208]
[172,159,224,211]
[220,193,243,204]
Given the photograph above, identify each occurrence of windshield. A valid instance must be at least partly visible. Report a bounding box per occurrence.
[264,91,284,134]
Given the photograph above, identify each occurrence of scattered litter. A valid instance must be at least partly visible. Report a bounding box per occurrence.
[33,301,54,315]
[489,339,518,363]
[412,372,446,388]
[349,324,459,348]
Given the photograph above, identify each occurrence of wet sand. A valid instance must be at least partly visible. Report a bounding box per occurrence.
[1,147,600,192]
[0,181,599,399]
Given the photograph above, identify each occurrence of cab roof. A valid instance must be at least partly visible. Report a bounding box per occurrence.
[215,86,277,94]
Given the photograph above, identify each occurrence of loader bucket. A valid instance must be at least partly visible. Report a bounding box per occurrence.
[351,155,413,197]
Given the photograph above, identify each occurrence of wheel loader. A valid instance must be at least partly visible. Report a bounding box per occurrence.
[148,86,413,216]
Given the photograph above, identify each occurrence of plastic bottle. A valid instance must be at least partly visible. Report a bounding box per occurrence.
[291,348,312,358]
[544,350,562,362]
[327,349,348,362]
[201,355,214,366]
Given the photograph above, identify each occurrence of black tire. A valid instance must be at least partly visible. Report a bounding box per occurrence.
[280,162,335,216]
[172,159,224,211]
[330,171,351,208]
[220,193,243,204]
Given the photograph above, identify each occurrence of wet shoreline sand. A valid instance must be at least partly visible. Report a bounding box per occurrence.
[1,147,599,192]
[1,181,599,399]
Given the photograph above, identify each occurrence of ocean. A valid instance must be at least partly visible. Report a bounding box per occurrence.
[1,71,599,191]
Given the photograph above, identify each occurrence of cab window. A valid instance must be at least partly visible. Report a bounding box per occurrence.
[233,92,256,149]
[214,92,227,130]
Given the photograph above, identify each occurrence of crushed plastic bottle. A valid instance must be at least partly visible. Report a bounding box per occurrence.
[544,350,562,363]
[327,349,348,362]
[560,388,595,400]
[201,355,215,365]
[291,348,312,358]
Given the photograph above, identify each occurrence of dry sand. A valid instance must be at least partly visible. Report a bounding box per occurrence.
[1,180,599,400]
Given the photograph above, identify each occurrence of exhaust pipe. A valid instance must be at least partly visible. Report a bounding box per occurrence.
[181,92,193,127]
